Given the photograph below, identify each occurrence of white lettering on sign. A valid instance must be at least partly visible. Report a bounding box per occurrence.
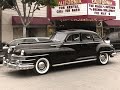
[58,0,81,6]
[92,0,112,5]
[56,5,80,14]
[88,4,115,16]
[52,4,87,17]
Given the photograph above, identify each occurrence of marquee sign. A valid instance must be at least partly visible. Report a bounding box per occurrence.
[51,0,116,20]
[88,3,115,16]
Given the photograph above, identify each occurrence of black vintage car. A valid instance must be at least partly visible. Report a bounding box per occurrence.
[3,29,116,74]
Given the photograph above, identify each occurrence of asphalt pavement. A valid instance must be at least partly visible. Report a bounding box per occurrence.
[0,53,120,90]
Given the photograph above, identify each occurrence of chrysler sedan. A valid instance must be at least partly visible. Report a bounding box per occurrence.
[3,29,116,74]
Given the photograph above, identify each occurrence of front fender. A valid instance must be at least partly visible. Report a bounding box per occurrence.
[24,47,75,56]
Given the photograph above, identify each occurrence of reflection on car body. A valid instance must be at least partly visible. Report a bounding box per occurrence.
[3,29,116,75]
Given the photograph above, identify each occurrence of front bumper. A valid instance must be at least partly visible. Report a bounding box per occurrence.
[3,56,35,70]
[111,52,117,57]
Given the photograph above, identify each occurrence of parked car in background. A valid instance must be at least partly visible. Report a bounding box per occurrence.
[2,37,49,63]
[104,31,120,50]
[3,29,116,74]
[3,37,49,50]
[3,37,49,53]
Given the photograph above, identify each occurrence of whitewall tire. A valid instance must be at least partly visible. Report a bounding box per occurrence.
[98,52,109,65]
[35,58,50,74]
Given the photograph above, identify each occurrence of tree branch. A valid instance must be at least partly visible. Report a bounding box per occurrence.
[14,0,25,26]
[27,3,32,24]
[22,0,27,25]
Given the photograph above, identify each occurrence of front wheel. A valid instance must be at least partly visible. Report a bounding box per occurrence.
[97,52,109,65]
[34,58,50,74]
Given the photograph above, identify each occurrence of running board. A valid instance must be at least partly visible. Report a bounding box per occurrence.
[52,59,97,67]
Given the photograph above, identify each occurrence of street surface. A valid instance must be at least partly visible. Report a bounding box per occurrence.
[0,53,120,90]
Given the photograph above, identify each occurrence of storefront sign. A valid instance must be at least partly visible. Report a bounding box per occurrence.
[92,0,113,5]
[88,4,115,16]
[58,0,82,6]
[51,0,116,19]
[52,3,87,17]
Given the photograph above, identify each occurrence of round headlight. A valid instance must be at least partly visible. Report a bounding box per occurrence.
[21,50,25,56]
[8,48,12,53]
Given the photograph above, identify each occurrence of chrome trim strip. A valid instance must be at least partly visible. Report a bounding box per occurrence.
[76,56,96,60]
[20,59,36,61]
[64,42,100,45]
[64,43,81,45]
[52,59,96,67]
[7,63,34,70]
[100,50,113,53]
[12,54,49,58]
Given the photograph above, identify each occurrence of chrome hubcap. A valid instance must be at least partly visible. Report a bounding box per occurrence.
[100,53,108,64]
[100,55,106,62]
[38,62,46,70]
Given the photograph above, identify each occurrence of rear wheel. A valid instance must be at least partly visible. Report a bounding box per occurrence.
[34,58,50,74]
[97,52,109,65]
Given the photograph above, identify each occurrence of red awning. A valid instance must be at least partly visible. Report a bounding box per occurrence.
[104,20,120,27]
[12,16,51,25]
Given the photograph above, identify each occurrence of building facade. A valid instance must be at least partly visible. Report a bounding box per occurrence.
[1,0,120,43]
[49,0,120,38]
[50,0,118,38]
[1,1,50,43]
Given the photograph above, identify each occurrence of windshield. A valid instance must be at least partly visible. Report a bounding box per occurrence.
[50,32,67,42]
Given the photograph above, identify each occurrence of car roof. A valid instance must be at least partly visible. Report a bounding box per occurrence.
[57,29,96,34]
[9,37,49,43]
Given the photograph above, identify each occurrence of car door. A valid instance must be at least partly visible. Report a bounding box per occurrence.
[50,33,80,65]
[80,33,97,59]
[61,33,83,62]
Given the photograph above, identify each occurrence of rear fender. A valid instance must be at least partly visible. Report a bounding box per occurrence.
[96,43,113,54]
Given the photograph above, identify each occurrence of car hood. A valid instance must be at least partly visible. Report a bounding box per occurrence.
[14,41,62,50]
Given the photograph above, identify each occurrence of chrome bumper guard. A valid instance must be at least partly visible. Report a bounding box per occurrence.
[111,52,117,57]
[3,57,34,70]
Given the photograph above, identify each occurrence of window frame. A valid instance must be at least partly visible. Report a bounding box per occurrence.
[92,33,103,42]
[65,33,81,43]
[81,33,94,43]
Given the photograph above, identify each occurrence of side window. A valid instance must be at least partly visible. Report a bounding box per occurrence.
[23,39,37,43]
[81,33,93,42]
[10,39,24,46]
[92,34,102,42]
[66,34,80,43]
